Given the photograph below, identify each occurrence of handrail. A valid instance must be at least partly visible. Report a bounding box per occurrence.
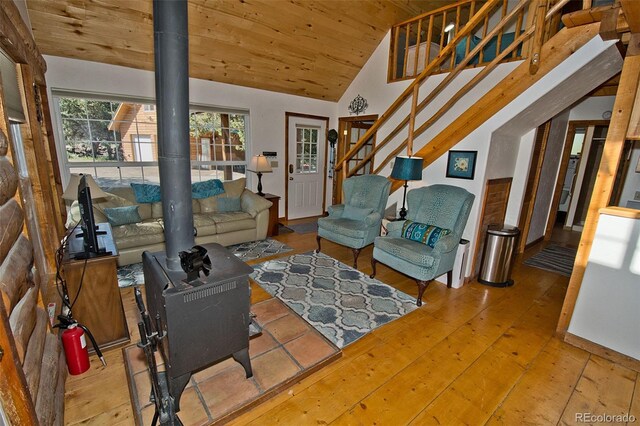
[336,0,571,183]
[336,0,502,173]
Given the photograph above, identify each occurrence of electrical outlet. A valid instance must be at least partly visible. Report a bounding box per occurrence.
[635,191,640,201]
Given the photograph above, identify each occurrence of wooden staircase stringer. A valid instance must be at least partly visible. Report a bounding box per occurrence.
[388,21,601,195]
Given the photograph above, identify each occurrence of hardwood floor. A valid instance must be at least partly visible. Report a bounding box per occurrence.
[63,226,639,425]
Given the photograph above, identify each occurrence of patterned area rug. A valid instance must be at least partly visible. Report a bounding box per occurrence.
[117,239,293,287]
[523,244,577,277]
[251,251,418,348]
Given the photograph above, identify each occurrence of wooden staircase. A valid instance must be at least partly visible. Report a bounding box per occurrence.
[334,0,617,197]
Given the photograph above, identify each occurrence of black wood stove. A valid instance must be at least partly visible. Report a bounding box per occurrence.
[143,243,255,410]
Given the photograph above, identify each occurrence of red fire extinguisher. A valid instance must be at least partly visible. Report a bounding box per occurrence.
[62,324,90,375]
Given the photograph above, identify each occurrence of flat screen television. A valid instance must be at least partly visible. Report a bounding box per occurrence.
[75,175,107,259]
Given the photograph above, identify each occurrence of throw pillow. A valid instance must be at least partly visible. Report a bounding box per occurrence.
[192,179,225,199]
[217,197,241,212]
[130,183,161,203]
[222,178,246,198]
[401,220,451,248]
[103,205,142,227]
[342,204,374,220]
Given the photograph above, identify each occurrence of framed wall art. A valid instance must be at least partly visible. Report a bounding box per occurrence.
[446,150,477,180]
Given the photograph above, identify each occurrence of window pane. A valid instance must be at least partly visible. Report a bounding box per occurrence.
[142,166,160,184]
[62,119,90,141]
[59,98,87,119]
[87,100,118,120]
[90,120,117,141]
[119,166,144,185]
[66,142,94,162]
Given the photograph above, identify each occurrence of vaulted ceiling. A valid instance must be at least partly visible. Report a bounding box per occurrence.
[26,0,447,101]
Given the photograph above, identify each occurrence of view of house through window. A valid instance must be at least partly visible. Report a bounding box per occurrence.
[54,94,248,186]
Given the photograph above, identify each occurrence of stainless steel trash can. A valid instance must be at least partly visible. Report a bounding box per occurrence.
[478,224,520,287]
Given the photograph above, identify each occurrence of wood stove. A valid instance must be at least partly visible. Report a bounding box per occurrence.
[143,243,255,410]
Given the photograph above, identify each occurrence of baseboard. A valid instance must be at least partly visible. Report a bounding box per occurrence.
[564,332,640,373]
[524,236,544,250]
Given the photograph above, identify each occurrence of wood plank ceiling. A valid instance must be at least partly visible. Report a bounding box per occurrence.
[26,0,447,101]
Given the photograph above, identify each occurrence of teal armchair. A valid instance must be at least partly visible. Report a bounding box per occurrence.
[317,175,391,268]
[371,184,474,306]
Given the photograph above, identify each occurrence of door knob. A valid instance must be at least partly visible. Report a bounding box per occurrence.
[289,177,293,180]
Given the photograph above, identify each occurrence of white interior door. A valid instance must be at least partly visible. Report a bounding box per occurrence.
[287,117,326,219]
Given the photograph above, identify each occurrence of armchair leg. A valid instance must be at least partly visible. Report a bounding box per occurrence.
[315,235,322,253]
[370,258,377,278]
[351,248,360,269]
[416,280,432,307]
[447,270,453,289]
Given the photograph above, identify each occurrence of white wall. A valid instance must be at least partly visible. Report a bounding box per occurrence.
[526,110,570,244]
[569,95,615,121]
[43,56,338,215]
[618,141,640,208]
[335,32,620,277]
[568,212,640,360]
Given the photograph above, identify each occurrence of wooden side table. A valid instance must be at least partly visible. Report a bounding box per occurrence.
[63,223,129,351]
[261,193,281,237]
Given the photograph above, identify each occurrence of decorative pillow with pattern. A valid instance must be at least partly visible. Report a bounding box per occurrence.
[192,179,225,199]
[401,220,451,248]
[130,183,161,203]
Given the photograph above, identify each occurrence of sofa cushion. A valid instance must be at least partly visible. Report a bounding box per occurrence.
[198,178,247,213]
[210,212,254,233]
[193,214,217,237]
[374,236,436,268]
[150,199,201,218]
[192,179,224,199]
[111,219,165,250]
[103,187,152,220]
[103,205,141,226]
[130,183,162,203]
[223,178,246,198]
[342,205,373,221]
[218,197,241,212]
[317,217,367,239]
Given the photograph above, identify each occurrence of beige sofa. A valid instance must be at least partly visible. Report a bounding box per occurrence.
[66,178,272,266]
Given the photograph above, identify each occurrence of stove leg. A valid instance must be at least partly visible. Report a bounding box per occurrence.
[233,348,253,378]
[168,373,191,412]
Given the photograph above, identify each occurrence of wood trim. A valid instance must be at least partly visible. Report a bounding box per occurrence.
[524,235,544,250]
[283,112,330,220]
[619,0,640,33]
[557,54,640,335]
[599,206,640,219]
[471,177,512,277]
[0,1,46,83]
[544,122,576,240]
[564,333,640,373]
[16,65,58,273]
[518,121,551,253]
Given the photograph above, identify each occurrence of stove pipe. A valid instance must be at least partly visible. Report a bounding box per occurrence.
[153,0,194,270]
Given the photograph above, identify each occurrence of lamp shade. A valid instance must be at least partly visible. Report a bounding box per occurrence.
[248,155,272,173]
[391,156,422,181]
[62,173,109,200]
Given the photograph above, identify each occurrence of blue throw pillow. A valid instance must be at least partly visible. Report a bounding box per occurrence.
[217,197,241,212]
[192,179,225,199]
[103,206,142,226]
[342,204,373,220]
[130,183,161,203]
[401,220,451,248]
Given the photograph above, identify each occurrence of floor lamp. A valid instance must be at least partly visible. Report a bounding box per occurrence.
[390,156,422,220]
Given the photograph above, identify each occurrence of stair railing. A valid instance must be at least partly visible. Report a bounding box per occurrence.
[335,0,569,186]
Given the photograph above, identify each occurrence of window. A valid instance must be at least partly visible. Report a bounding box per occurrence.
[295,125,319,173]
[54,93,249,186]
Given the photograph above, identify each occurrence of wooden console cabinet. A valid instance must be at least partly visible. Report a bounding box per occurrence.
[63,223,129,351]
[262,193,281,237]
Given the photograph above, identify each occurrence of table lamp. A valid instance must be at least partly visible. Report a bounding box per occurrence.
[62,173,108,201]
[390,156,422,220]
[248,155,272,196]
